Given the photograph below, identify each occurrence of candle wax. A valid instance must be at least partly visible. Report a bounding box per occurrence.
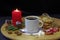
[12,9,22,26]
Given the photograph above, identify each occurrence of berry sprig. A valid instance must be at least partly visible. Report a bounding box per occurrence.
[45,27,59,35]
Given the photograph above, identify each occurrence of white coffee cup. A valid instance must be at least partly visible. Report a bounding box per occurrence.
[23,16,43,33]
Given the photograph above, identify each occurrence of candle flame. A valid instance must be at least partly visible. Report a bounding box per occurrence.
[16,9,18,10]
[15,9,19,12]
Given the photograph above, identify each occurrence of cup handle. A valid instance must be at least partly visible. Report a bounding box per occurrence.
[39,20,43,27]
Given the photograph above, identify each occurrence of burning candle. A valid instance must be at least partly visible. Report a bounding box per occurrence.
[12,9,22,26]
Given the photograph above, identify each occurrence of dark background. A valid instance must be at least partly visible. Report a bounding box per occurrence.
[0,0,60,18]
[0,0,60,40]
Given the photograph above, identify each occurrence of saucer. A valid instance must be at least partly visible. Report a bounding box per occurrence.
[20,28,45,36]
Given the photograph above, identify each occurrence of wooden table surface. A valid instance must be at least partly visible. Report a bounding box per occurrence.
[1,18,60,40]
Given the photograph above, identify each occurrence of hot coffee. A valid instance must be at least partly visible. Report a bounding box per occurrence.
[26,17,37,20]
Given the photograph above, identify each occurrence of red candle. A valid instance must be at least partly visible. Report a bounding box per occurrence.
[12,9,22,26]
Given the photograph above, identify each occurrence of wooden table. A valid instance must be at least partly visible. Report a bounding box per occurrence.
[1,18,60,40]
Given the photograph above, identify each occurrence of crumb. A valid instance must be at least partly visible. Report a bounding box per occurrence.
[8,31,12,34]
[14,31,22,36]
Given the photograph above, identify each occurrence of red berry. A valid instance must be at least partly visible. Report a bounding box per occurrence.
[45,29,54,35]
[53,27,59,33]
[45,29,50,32]
[45,30,54,35]
[49,27,53,31]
